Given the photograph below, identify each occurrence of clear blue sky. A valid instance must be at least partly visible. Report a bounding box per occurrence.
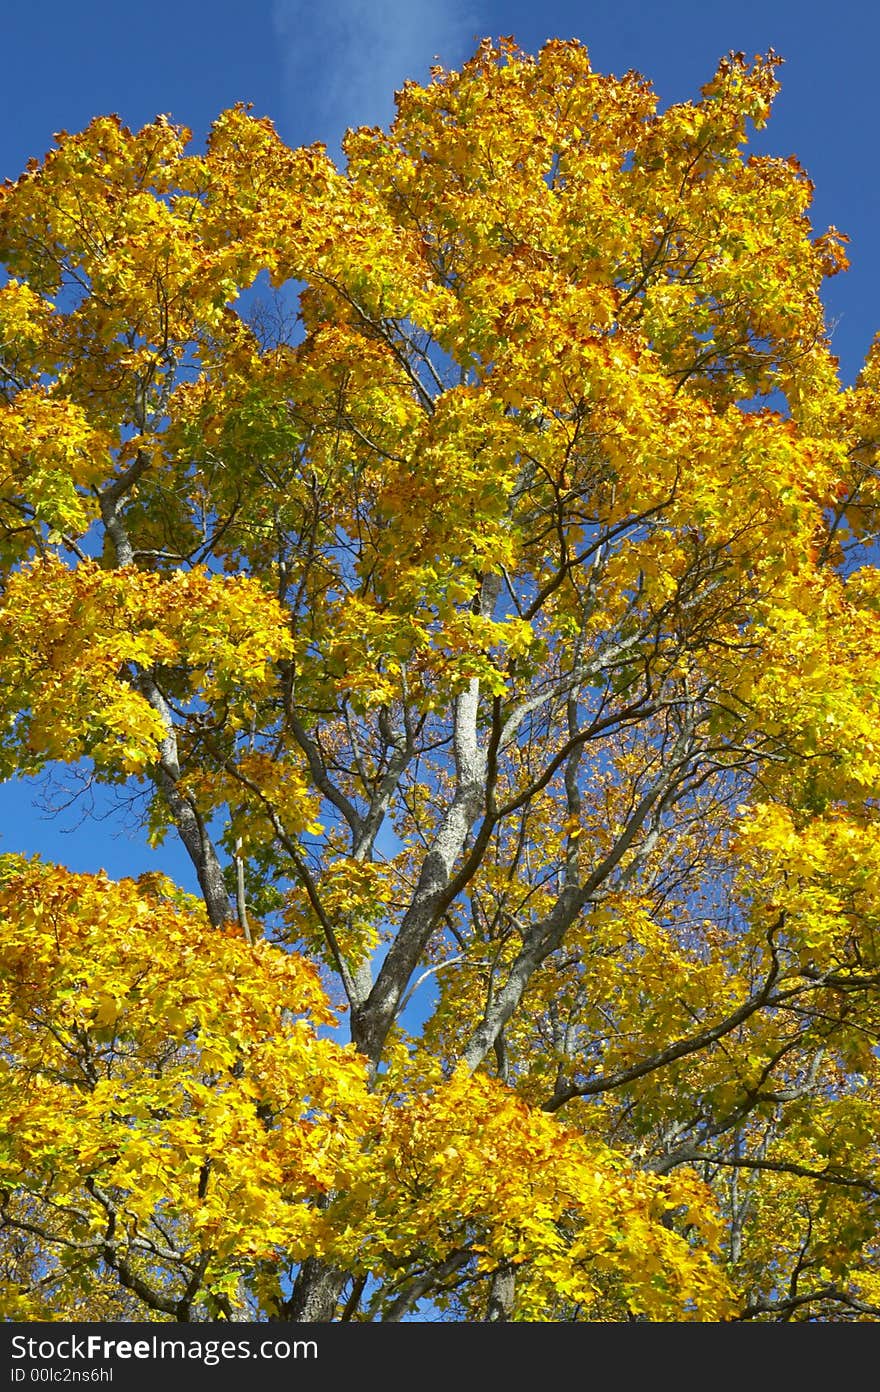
[1,0,877,884]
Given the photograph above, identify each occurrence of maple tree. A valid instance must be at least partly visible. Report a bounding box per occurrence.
[1,38,880,1323]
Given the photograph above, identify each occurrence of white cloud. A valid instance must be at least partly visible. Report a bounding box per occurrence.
[272,0,480,151]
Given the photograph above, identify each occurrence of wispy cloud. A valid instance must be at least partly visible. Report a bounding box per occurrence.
[272,0,480,152]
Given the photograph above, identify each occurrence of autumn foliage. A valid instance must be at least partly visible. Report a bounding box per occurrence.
[1,39,880,1321]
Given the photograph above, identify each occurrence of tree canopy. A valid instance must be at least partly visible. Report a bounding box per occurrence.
[1,38,879,1323]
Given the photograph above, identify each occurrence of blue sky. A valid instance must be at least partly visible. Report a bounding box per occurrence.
[1,0,878,884]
